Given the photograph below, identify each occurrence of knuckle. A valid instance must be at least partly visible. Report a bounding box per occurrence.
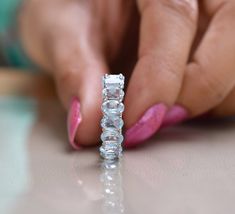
[202,76,226,103]
[160,0,198,25]
[192,64,228,104]
[138,53,183,84]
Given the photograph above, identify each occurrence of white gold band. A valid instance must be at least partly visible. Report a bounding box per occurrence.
[100,74,125,160]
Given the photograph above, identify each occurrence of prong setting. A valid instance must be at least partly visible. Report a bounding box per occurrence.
[100,74,125,160]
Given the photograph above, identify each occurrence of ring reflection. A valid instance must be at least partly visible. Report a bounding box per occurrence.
[100,159,124,214]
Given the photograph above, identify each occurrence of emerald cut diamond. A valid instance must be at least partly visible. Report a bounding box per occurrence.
[100,74,125,160]
[102,87,124,100]
[101,130,123,144]
[101,116,124,129]
[102,100,124,115]
[100,146,122,160]
[103,74,124,89]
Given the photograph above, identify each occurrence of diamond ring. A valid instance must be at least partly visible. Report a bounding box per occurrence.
[100,74,125,160]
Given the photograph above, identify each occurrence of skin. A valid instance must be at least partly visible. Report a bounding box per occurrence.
[19,0,235,145]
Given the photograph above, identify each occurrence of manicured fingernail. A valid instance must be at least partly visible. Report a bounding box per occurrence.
[67,97,82,149]
[124,103,168,147]
[162,105,188,127]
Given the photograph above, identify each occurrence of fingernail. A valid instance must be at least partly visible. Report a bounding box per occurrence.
[67,97,82,149]
[162,105,188,127]
[124,103,168,147]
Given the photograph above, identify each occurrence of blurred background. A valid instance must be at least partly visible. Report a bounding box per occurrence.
[1,0,235,213]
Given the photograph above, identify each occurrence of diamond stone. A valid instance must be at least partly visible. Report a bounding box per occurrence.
[100,73,125,160]
[102,100,124,115]
[102,141,120,150]
[103,87,124,100]
[100,146,121,160]
[101,130,123,144]
[103,74,124,89]
[101,116,124,129]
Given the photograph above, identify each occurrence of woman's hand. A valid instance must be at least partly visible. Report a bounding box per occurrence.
[124,0,235,146]
[19,0,135,147]
[19,0,235,147]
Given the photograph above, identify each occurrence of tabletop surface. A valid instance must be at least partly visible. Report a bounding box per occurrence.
[1,70,235,214]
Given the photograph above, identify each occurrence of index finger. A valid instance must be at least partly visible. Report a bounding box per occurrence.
[124,0,198,146]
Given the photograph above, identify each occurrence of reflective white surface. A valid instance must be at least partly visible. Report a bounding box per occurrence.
[1,96,235,214]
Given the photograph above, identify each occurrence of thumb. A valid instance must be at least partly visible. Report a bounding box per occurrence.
[19,0,109,147]
[55,47,107,148]
[52,39,108,147]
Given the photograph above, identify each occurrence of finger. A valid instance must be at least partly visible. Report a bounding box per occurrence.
[124,0,198,145]
[52,35,108,147]
[39,2,109,147]
[177,1,235,117]
[210,87,235,117]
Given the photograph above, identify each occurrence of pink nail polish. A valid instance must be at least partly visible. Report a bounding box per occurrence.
[67,97,82,149]
[124,103,167,147]
[162,105,188,127]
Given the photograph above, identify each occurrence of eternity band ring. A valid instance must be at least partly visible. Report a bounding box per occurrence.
[100,74,125,160]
